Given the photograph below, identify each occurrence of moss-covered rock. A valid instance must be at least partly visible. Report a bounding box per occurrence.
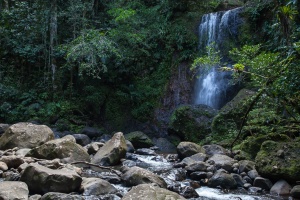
[255,140,300,183]
[168,104,218,142]
[124,131,153,149]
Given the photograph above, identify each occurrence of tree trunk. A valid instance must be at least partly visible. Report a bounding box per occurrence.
[50,0,58,92]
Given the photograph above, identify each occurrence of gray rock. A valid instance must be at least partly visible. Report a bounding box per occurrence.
[16,148,32,157]
[27,135,90,164]
[177,142,205,159]
[20,163,82,194]
[152,137,177,153]
[135,148,156,155]
[29,194,42,200]
[85,142,104,154]
[243,176,253,184]
[239,160,255,173]
[79,126,102,139]
[0,181,29,200]
[122,184,186,200]
[185,161,207,174]
[41,192,84,200]
[125,140,135,153]
[180,153,208,166]
[248,187,263,193]
[247,169,259,180]
[0,161,8,171]
[291,185,300,198]
[124,131,154,149]
[208,171,237,189]
[190,171,207,180]
[231,173,245,187]
[121,166,167,188]
[72,134,91,146]
[0,155,24,169]
[244,183,252,189]
[207,154,236,172]
[0,122,54,150]
[253,177,273,191]
[270,179,292,196]
[202,144,228,156]
[92,132,127,166]
[80,177,117,195]
[3,170,21,181]
[0,123,10,135]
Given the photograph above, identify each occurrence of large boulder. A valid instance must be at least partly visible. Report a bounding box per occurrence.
[121,166,167,188]
[168,104,218,142]
[125,131,153,148]
[80,177,117,195]
[208,170,237,189]
[207,154,237,172]
[255,140,300,183]
[20,163,82,194]
[177,142,205,159]
[122,184,186,200]
[26,135,90,163]
[0,122,54,150]
[0,181,29,200]
[91,132,127,166]
[270,179,292,196]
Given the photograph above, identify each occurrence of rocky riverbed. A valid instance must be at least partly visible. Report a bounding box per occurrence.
[0,122,299,200]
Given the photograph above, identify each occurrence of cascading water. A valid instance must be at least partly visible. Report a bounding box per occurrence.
[194,7,244,109]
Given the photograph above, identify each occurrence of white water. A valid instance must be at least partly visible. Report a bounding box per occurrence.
[194,8,243,109]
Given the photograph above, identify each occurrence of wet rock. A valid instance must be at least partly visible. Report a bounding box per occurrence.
[244,183,252,189]
[121,166,167,188]
[135,148,156,155]
[185,161,207,175]
[41,192,84,200]
[253,177,273,191]
[80,177,117,195]
[125,140,135,153]
[79,126,102,139]
[0,122,54,150]
[207,171,237,189]
[169,183,199,198]
[0,161,8,171]
[122,160,137,168]
[0,181,29,200]
[72,134,91,146]
[203,144,229,156]
[270,179,292,196]
[243,176,253,184]
[180,153,208,166]
[238,160,255,173]
[231,173,245,187]
[177,142,205,159]
[248,187,263,193]
[122,184,186,200]
[92,132,127,166]
[85,142,104,154]
[247,169,259,180]
[190,171,207,180]
[0,155,24,169]
[291,185,300,198]
[207,154,236,172]
[3,170,21,181]
[124,131,154,148]
[27,135,90,164]
[20,163,82,194]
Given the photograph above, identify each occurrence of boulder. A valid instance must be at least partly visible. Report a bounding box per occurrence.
[0,155,24,169]
[122,184,186,200]
[0,122,54,150]
[85,142,104,154]
[121,166,167,188]
[20,163,82,194]
[291,185,300,198]
[80,177,117,195]
[255,141,300,182]
[177,142,205,159]
[72,134,91,146]
[125,140,135,153]
[238,160,255,173]
[92,132,127,166]
[253,177,273,191]
[79,126,102,139]
[208,170,237,189]
[41,192,84,200]
[0,161,8,171]
[29,194,42,200]
[0,181,29,200]
[125,131,154,148]
[152,137,177,153]
[180,153,208,166]
[26,135,90,164]
[207,154,236,172]
[203,144,229,156]
[0,123,9,134]
[185,161,207,174]
[168,104,218,142]
[247,169,259,180]
[270,179,292,196]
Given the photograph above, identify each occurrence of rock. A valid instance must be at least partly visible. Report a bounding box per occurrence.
[0,123,9,134]
[29,194,42,200]
[122,184,186,200]
[72,134,91,146]
[0,122,54,150]
[79,126,102,139]
[125,140,135,153]
[190,171,207,180]
[80,177,117,195]
[231,173,245,187]
[85,142,104,154]
[26,135,90,164]
[185,161,207,174]
[0,161,8,171]
[0,181,29,200]
[40,192,84,200]
[253,177,273,191]
[0,155,24,169]
[202,144,229,156]
[92,132,127,166]
[243,176,253,184]
[291,185,300,198]
[207,171,237,189]
[168,183,199,198]
[124,131,154,148]
[270,179,292,196]
[255,141,300,182]
[16,148,31,157]
[248,187,263,193]
[168,104,218,142]
[238,160,255,173]
[121,166,167,188]
[135,148,156,155]
[152,137,177,153]
[3,170,21,181]
[177,142,205,159]
[207,154,236,172]
[180,153,208,166]
[20,163,82,194]
[247,169,259,180]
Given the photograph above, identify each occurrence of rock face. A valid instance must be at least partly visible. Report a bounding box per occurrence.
[122,184,186,200]
[92,132,127,166]
[27,135,90,163]
[80,177,117,195]
[125,131,153,148]
[0,181,29,200]
[0,122,54,150]
[255,140,300,183]
[121,166,167,188]
[168,104,218,142]
[177,142,205,159]
[20,163,82,194]
[208,171,237,189]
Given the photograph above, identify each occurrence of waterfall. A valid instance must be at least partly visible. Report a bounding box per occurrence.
[194,7,243,109]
